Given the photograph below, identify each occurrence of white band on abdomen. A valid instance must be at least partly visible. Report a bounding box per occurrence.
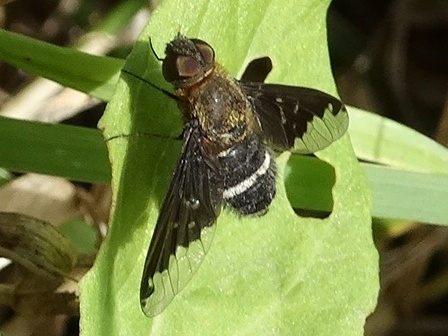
[223,150,271,199]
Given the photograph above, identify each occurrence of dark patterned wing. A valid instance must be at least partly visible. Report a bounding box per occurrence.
[140,123,223,317]
[240,82,349,154]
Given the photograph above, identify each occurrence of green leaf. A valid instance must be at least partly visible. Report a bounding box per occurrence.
[59,219,99,255]
[81,0,378,335]
[0,168,13,187]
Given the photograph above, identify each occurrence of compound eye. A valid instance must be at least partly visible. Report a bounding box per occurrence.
[198,44,214,65]
[162,54,199,82]
[192,39,215,65]
[176,56,201,78]
[162,37,215,83]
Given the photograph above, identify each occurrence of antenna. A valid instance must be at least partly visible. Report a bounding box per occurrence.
[149,37,163,61]
[121,69,178,101]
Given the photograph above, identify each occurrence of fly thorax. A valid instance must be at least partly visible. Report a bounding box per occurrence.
[187,75,251,146]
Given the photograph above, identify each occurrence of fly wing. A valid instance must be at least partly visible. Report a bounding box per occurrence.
[140,123,223,317]
[240,82,349,154]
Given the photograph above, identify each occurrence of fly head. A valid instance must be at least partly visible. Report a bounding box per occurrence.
[162,34,215,88]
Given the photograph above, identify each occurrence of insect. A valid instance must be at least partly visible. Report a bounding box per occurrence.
[126,34,349,317]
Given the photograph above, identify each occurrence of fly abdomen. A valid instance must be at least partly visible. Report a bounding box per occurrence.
[219,136,276,215]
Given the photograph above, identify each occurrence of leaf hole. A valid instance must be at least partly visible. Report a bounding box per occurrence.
[284,154,335,219]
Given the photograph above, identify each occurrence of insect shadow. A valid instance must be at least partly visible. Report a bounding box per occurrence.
[102,39,186,255]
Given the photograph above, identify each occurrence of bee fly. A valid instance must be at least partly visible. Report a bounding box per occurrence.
[123,34,349,316]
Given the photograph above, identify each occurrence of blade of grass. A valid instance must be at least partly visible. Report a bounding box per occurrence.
[0,116,109,183]
[365,164,448,225]
[0,29,123,101]
[349,106,448,174]
[0,0,146,103]
[1,114,447,226]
